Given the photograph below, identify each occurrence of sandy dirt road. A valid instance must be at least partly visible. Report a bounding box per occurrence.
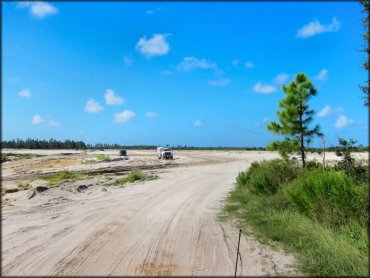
[3,149,343,276]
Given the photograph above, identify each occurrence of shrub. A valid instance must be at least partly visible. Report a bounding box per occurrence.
[115,170,146,185]
[243,159,300,195]
[41,171,86,186]
[284,168,368,228]
[96,154,110,161]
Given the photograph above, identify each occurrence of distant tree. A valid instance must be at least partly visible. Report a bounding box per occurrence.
[267,73,323,167]
[360,0,369,106]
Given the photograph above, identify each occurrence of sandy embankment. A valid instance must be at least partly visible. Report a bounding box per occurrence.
[2,149,367,276]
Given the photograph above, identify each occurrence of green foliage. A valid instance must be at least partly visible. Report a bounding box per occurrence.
[223,158,369,276]
[285,169,368,228]
[96,154,111,161]
[334,137,369,183]
[114,170,158,186]
[41,171,87,186]
[237,159,300,195]
[267,73,323,166]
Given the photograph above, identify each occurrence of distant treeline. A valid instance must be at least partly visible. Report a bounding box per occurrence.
[0,138,368,152]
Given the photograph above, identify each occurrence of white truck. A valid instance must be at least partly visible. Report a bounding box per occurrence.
[157,147,173,159]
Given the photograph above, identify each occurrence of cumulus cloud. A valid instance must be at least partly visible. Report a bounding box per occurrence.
[48,120,61,126]
[18,89,31,98]
[123,55,134,67]
[314,69,329,81]
[232,59,239,66]
[105,89,124,105]
[18,1,58,19]
[146,112,157,118]
[208,78,230,87]
[114,110,136,123]
[84,98,104,113]
[253,82,276,94]
[296,17,340,38]
[317,105,331,117]
[177,57,217,72]
[136,33,170,57]
[193,120,202,126]
[244,61,254,69]
[334,115,354,128]
[273,73,289,84]
[32,115,43,124]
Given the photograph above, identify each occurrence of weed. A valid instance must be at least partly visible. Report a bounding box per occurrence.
[41,171,87,186]
[96,154,111,161]
[112,170,159,186]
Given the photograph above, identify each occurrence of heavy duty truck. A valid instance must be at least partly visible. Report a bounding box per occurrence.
[157,147,173,159]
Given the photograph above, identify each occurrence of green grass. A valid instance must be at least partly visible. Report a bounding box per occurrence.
[82,159,97,164]
[112,170,159,186]
[96,154,111,161]
[40,171,87,186]
[221,159,369,276]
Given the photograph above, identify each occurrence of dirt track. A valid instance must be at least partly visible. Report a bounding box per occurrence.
[4,149,358,276]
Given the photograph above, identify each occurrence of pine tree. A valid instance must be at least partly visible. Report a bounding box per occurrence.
[267,73,323,167]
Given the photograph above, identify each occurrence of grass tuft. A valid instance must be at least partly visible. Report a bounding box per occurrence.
[41,171,87,186]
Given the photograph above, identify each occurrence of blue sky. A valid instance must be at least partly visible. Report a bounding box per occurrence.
[3,1,368,147]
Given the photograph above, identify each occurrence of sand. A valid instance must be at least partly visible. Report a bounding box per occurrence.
[2,149,367,276]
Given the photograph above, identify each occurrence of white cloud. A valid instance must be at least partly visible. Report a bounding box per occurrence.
[18,89,31,98]
[232,59,239,66]
[84,98,104,113]
[273,73,289,84]
[105,89,124,105]
[314,69,329,81]
[208,78,230,87]
[253,82,276,94]
[296,17,340,38]
[123,55,134,66]
[317,105,331,117]
[146,112,157,118]
[114,110,136,123]
[177,57,217,72]
[193,120,202,126]
[317,105,344,117]
[18,2,58,19]
[136,33,170,57]
[244,61,254,69]
[334,115,354,128]
[48,120,61,127]
[32,115,43,125]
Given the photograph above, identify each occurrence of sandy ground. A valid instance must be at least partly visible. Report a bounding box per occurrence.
[2,149,368,276]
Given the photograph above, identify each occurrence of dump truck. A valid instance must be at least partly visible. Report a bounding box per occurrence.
[157,147,173,159]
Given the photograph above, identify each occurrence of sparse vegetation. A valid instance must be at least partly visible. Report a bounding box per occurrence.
[222,156,368,276]
[40,171,87,186]
[96,154,111,161]
[112,170,159,186]
[82,159,97,164]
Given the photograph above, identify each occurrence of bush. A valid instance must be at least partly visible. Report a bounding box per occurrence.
[115,170,146,185]
[284,168,368,228]
[240,159,300,195]
[96,154,110,161]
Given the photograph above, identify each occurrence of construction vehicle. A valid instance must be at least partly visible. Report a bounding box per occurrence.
[157,147,173,159]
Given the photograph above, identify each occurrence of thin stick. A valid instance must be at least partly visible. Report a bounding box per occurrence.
[234,229,241,277]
